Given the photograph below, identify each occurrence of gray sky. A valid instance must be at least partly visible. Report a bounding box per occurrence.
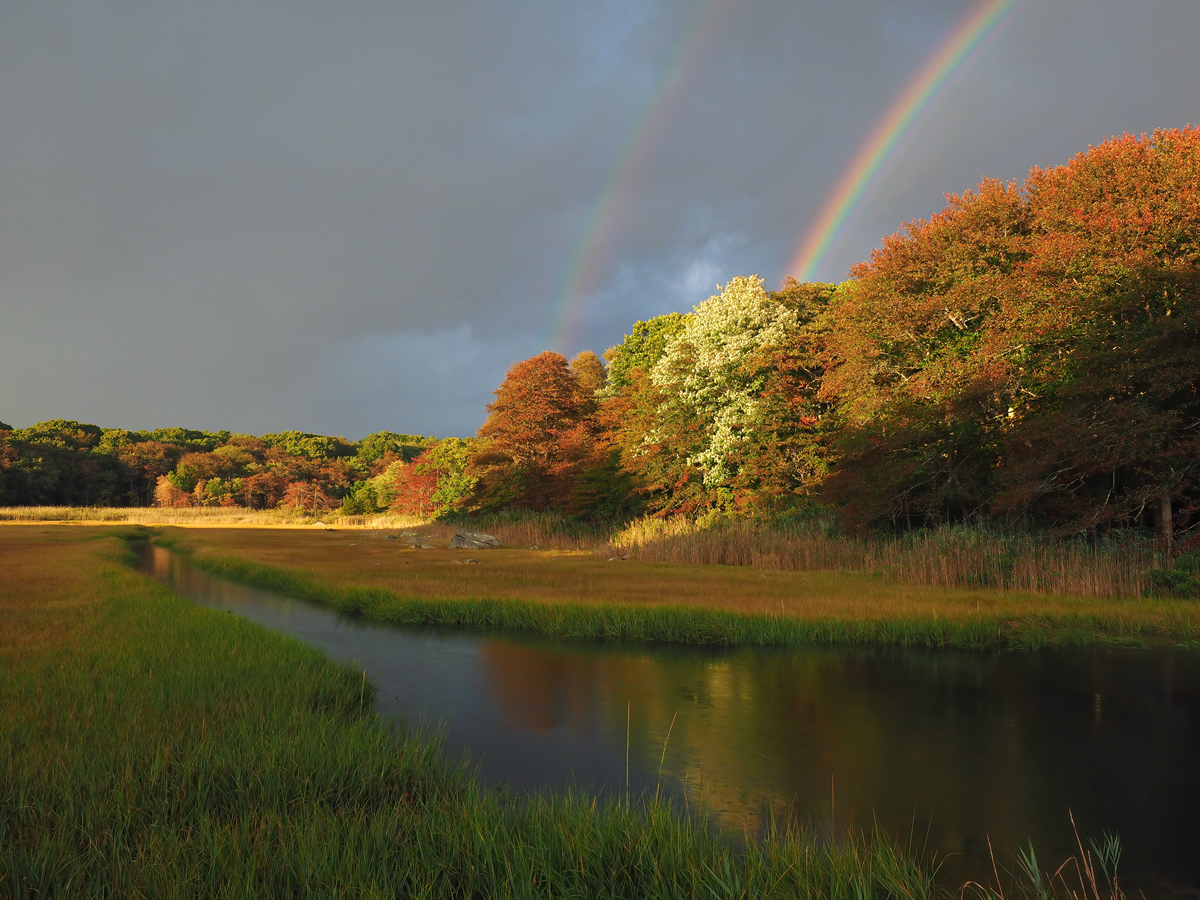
[2,0,1197,438]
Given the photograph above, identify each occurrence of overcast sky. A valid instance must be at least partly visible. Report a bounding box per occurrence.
[2,0,1197,439]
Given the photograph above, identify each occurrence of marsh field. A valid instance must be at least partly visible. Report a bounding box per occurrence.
[157,522,1200,650]
[4,519,1200,897]
[2,524,943,899]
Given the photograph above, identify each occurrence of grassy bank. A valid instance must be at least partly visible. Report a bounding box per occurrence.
[2,525,946,898]
[159,526,1200,650]
[4,506,1176,600]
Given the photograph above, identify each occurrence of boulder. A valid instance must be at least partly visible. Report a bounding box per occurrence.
[449,530,503,550]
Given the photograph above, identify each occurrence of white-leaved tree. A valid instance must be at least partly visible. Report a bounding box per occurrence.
[651,275,797,486]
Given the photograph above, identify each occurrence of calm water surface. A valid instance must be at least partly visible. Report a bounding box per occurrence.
[140,545,1200,896]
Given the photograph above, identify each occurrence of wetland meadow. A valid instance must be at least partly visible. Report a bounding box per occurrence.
[5,518,1199,898]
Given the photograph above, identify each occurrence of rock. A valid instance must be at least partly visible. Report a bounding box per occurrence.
[453,558,481,565]
[418,544,434,549]
[449,530,503,550]
[383,534,398,540]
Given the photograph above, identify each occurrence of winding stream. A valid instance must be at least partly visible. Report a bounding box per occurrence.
[139,544,1200,895]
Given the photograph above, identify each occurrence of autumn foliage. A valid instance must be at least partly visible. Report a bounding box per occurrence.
[4,130,1197,543]
[821,127,1200,532]
[468,352,600,510]
[457,129,1199,538]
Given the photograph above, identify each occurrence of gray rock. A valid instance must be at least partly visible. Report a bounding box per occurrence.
[449,530,503,550]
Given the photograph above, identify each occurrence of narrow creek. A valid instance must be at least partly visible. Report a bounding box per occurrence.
[139,543,1200,896]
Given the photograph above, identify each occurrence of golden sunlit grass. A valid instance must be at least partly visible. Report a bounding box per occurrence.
[477,514,1159,599]
[0,505,425,528]
[0,525,120,654]
[161,525,1200,647]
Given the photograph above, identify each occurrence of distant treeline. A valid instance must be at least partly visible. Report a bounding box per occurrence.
[4,129,1198,539]
[0,423,435,513]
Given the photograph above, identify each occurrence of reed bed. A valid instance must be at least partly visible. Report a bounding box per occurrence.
[166,529,1200,651]
[2,526,950,898]
[466,512,1160,600]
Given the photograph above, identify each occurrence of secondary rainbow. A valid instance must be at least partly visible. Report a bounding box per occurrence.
[545,0,735,353]
[788,0,1023,283]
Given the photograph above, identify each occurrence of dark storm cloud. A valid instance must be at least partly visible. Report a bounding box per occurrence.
[2,0,1198,437]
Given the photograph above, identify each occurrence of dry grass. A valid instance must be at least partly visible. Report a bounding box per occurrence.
[0,525,120,655]
[158,525,1200,640]
[0,506,426,529]
[472,514,1160,600]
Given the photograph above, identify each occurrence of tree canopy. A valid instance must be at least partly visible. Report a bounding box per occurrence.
[7,129,1197,539]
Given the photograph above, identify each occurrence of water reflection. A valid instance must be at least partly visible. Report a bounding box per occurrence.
[140,545,1200,895]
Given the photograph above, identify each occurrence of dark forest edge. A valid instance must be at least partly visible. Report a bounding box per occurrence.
[4,128,1199,598]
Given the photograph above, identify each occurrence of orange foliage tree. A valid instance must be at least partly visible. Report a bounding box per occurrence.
[470,351,598,510]
[819,127,1200,532]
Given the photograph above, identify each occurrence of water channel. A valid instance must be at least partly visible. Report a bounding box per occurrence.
[139,544,1200,896]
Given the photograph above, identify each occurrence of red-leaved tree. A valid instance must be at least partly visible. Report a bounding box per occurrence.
[469,351,597,510]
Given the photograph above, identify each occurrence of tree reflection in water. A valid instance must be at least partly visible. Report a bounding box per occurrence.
[479,636,1200,894]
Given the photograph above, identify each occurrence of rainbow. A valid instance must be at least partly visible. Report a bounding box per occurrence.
[788,0,1024,283]
[545,0,735,353]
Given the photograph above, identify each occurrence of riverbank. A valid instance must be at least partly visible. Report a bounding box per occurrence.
[154,524,1200,650]
[1,524,940,898]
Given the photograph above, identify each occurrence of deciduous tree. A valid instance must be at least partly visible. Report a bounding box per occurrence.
[471,352,595,510]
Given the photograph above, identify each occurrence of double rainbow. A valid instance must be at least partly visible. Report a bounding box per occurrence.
[546,0,1025,352]
[545,0,735,352]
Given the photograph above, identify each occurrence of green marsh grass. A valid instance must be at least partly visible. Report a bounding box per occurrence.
[2,525,946,898]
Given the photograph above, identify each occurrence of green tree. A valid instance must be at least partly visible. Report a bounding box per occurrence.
[604,313,688,393]
[355,431,433,466]
[393,438,478,518]
[148,428,230,451]
[259,431,355,460]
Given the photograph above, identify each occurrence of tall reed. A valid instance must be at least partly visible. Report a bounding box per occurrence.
[470,512,1159,599]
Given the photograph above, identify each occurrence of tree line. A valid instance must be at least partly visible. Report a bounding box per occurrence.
[0,423,435,513]
[3,129,1197,539]
[462,128,1200,539]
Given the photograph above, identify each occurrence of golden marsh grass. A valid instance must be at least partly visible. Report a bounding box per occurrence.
[0,505,426,528]
[158,525,1200,644]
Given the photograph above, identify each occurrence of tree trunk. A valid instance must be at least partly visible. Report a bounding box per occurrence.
[1153,495,1173,542]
